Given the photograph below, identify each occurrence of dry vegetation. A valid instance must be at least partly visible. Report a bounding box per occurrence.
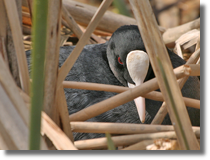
[0,0,200,150]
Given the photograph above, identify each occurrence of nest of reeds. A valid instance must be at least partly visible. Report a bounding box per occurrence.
[0,0,200,150]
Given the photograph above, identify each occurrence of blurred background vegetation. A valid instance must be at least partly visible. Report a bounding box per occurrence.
[22,0,200,60]
[75,0,200,28]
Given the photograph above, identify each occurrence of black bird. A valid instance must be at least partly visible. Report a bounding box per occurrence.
[26,25,200,140]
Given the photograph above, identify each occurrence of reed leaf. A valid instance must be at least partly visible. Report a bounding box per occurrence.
[105,133,116,150]
[29,0,48,150]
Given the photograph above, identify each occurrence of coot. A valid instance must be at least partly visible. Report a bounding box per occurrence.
[26,25,200,140]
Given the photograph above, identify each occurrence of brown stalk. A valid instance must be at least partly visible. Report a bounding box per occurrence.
[0,53,29,126]
[55,87,74,142]
[43,0,74,146]
[152,48,200,124]
[62,0,165,34]
[69,65,193,122]
[56,0,113,89]
[62,5,86,42]
[19,88,77,150]
[63,76,200,109]
[0,55,48,150]
[3,0,30,94]
[163,18,200,44]
[74,129,200,150]
[43,0,62,126]
[121,140,154,150]
[55,0,114,144]
[70,122,200,135]
[129,0,199,150]
[1,0,21,89]
[41,112,77,150]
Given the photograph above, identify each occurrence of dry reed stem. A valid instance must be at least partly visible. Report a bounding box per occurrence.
[63,81,126,93]
[0,86,47,150]
[70,122,200,135]
[129,0,199,150]
[62,4,88,43]
[22,0,198,45]
[78,25,106,44]
[62,0,165,34]
[195,39,200,64]
[186,64,200,76]
[69,64,193,122]
[56,87,74,142]
[0,37,9,68]
[0,0,7,38]
[176,29,200,50]
[121,140,154,150]
[41,112,77,150]
[0,54,29,126]
[152,48,200,124]
[63,81,200,109]
[19,88,77,150]
[175,43,183,59]
[56,0,113,89]
[0,132,8,150]
[74,129,200,150]
[43,0,75,146]
[0,84,27,149]
[26,0,33,20]
[1,0,22,88]
[163,18,200,44]
[146,139,180,150]
[0,55,48,150]
[43,0,62,125]
[3,0,30,95]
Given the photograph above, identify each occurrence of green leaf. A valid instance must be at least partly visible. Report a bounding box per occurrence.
[29,0,48,150]
[113,0,131,17]
[106,132,116,150]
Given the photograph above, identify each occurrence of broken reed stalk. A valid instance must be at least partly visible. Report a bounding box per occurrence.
[41,112,77,150]
[29,0,48,150]
[0,84,29,150]
[0,52,29,126]
[56,0,113,88]
[69,64,195,122]
[129,0,199,150]
[19,87,77,150]
[121,140,154,150]
[0,56,29,150]
[0,55,48,150]
[163,18,200,44]
[74,129,200,150]
[152,48,200,124]
[3,0,30,94]
[70,122,200,135]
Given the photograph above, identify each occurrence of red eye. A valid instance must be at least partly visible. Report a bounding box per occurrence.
[118,57,123,65]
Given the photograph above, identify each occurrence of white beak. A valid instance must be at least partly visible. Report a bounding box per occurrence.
[126,50,149,123]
